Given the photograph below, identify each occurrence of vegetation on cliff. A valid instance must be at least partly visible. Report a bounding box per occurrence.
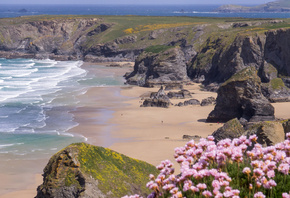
[36,143,158,198]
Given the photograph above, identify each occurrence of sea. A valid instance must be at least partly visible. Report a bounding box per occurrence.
[0,58,125,163]
[0,4,288,163]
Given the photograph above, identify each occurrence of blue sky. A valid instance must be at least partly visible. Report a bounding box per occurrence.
[0,0,273,5]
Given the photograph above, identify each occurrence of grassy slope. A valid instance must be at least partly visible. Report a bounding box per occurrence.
[1,15,290,61]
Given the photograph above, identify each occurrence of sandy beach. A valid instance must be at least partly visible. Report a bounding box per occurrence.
[1,62,290,198]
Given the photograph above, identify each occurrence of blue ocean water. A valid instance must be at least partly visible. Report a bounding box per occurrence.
[0,58,125,161]
[0,4,290,19]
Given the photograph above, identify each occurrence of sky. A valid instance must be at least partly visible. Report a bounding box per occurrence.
[0,0,273,5]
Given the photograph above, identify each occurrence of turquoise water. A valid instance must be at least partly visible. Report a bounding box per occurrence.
[0,58,125,161]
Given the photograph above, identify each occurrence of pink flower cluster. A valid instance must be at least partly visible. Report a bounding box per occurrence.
[123,133,290,198]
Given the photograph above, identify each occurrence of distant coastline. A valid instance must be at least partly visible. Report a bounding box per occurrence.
[1,4,290,18]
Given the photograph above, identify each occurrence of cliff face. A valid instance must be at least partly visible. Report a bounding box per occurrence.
[126,47,189,87]
[0,18,105,60]
[188,27,290,100]
[2,16,290,97]
[207,67,275,123]
[36,143,158,198]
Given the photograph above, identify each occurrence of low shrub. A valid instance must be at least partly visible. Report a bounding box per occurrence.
[124,133,290,198]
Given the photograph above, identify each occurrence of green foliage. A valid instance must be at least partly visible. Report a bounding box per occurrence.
[144,45,174,54]
[65,169,81,188]
[74,143,158,197]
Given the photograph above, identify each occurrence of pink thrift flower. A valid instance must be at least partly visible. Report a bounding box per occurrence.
[253,168,264,177]
[202,190,213,197]
[214,193,223,198]
[197,183,207,190]
[286,132,290,140]
[254,192,266,198]
[232,189,240,196]
[190,186,199,192]
[282,192,290,198]
[169,187,179,194]
[243,167,251,174]
[266,179,277,189]
[279,163,290,175]
[249,135,258,142]
[212,180,220,190]
[223,190,233,197]
[163,184,175,191]
[122,195,143,198]
[207,136,215,141]
[267,170,275,178]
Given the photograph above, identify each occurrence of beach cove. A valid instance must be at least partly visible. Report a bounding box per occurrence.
[1,61,290,198]
[0,61,220,197]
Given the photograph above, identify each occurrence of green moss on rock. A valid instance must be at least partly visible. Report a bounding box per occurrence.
[270,78,286,90]
[223,66,260,86]
[36,143,158,198]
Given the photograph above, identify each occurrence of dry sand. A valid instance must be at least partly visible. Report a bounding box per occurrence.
[109,84,220,167]
[1,61,290,198]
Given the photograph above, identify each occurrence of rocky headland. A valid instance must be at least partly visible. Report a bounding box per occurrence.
[215,0,290,13]
[1,15,290,121]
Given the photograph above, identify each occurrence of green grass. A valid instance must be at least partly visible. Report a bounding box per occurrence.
[144,45,174,53]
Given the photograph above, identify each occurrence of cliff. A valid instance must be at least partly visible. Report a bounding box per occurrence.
[215,0,290,13]
[35,143,158,198]
[2,15,290,99]
[125,46,189,87]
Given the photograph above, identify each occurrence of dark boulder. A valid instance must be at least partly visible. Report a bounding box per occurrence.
[212,118,245,142]
[201,97,216,106]
[176,99,200,107]
[207,67,275,122]
[184,99,200,106]
[167,89,192,99]
[141,86,172,108]
[244,121,285,146]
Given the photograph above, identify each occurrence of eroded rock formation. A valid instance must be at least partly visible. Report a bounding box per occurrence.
[207,67,275,123]
[126,47,189,87]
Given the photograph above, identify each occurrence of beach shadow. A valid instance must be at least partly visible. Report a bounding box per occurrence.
[197,119,207,123]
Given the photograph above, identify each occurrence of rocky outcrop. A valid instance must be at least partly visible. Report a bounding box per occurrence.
[201,97,216,106]
[36,143,158,198]
[212,119,288,146]
[126,47,189,87]
[212,118,245,142]
[141,86,172,108]
[188,28,290,103]
[167,89,192,99]
[207,67,275,123]
[176,99,200,107]
[245,121,285,146]
[261,78,290,102]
